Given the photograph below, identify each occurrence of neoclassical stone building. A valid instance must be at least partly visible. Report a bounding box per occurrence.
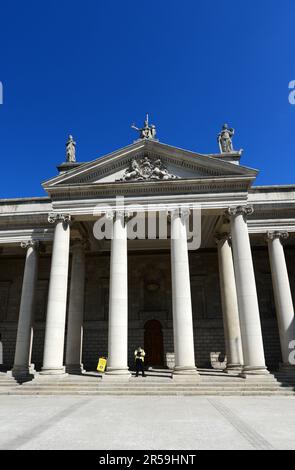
[0,119,295,381]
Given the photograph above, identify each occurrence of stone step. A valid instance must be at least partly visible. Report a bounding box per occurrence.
[7,383,295,390]
[19,385,287,391]
[11,388,294,394]
[274,378,295,383]
[1,389,294,396]
[18,382,293,390]
[0,379,18,386]
[273,375,295,383]
[1,372,292,396]
[19,382,289,389]
[21,377,280,385]
[0,383,19,387]
[1,375,294,394]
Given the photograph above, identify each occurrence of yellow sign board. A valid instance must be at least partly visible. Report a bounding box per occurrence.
[97,357,107,372]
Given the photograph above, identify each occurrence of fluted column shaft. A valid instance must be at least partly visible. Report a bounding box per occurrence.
[170,209,198,377]
[65,240,86,374]
[267,231,295,368]
[41,214,71,375]
[228,206,268,377]
[106,211,130,375]
[12,241,39,377]
[215,234,243,371]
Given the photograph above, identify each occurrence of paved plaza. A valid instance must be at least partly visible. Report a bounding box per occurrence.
[0,396,294,450]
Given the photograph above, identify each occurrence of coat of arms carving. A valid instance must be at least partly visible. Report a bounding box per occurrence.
[119,156,179,182]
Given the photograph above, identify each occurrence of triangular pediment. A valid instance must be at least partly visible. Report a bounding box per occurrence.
[43,140,258,192]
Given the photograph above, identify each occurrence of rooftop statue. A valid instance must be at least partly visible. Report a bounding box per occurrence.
[217,124,235,153]
[131,114,157,140]
[66,135,76,162]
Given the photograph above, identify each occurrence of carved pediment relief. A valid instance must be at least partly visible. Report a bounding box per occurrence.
[119,156,179,182]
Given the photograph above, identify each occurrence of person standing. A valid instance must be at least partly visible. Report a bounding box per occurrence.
[134,346,146,377]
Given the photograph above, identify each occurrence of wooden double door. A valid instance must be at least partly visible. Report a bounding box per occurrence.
[144,319,164,367]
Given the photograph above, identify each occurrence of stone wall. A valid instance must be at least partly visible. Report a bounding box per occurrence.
[0,255,24,368]
[0,246,294,371]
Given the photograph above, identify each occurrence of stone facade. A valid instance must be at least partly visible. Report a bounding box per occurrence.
[0,137,295,380]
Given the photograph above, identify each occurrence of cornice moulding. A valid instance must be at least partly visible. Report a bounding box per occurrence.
[45,177,254,203]
[0,228,54,244]
[247,218,295,233]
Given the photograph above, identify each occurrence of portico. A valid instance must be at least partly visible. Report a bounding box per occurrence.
[0,121,295,386]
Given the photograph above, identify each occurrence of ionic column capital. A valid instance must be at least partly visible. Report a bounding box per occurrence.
[214,232,231,246]
[266,231,289,243]
[105,210,114,221]
[48,213,72,226]
[105,210,133,224]
[226,205,254,219]
[167,209,177,223]
[121,210,134,223]
[167,207,191,223]
[20,240,39,250]
[181,208,190,223]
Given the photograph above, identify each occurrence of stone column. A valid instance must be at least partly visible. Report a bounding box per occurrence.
[106,211,130,376]
[228,205,268,377]
[215,233,243,372]
[12,240,39,378]
[65,240,86,374]
[170,208,198,378]
[266,231,295,370]
[41,213,71,375]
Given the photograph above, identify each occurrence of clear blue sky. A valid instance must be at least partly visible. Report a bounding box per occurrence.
[0,0,295,198]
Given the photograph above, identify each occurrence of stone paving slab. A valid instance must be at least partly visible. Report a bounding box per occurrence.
[0,396,294,450]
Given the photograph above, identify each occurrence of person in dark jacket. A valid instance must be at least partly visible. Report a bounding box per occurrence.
[134,347,146,377]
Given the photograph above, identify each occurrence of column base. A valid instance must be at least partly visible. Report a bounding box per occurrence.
[105,367,131,377]
[104,368,131,380]
[240,365,270,378]
[223,364,243,374]
[40,366,67,376]
[65,364,85,375]
[173,366,200,381]
[10,365,36,382]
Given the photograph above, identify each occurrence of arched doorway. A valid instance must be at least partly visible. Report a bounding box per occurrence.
[144,319,164,367]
